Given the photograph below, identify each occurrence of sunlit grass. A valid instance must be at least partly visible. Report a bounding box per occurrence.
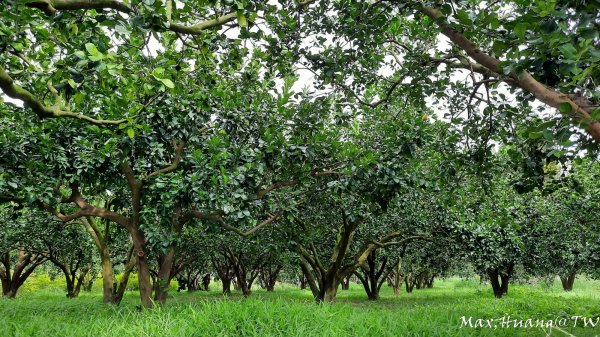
[1,277,598,336]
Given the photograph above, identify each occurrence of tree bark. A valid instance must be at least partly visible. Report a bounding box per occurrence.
[130,226,153,308]
[112,247,136,304]
[298,275,308,290]
[426,274,435,288]
[405,275,415,293]
[560,271,576,291]
[201,273,210,291]
[213,257,233,295]
[154,247,176,306]
[341,275,350,290]
[487,264,513,298]
[488,268,503,298]
[260,265,282,292]
[0,250,45,298]
[316,277,340,303]
[355,251,390,300]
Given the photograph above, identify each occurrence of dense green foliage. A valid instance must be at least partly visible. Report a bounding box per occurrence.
[0,0,598,335]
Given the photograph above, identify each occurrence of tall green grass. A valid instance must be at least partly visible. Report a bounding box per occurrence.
[1,277,598,336]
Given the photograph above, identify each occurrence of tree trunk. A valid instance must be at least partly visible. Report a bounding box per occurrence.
[416,272,426,289]
[405,276,414,293]
[112,249,136,304]
[73,271,86,297]
[299,275,307,290]
[99,247,115,303]
[487,268,503,298]
[499,274,510,296]
[560,271,576,291]
[321,281,339,303]
[1,250,44,299]
[131,227,153,308]
[83,269,96,292]
[426,275,435,288]
[154,247,176,306]
[201,273,210,291]
[239,281,251,297]
[259,265,281,292]
[222,276,231,295]
[388,261,404,295]
[65,274,76,298]
[341,275,350,290]
[81,217,116,303]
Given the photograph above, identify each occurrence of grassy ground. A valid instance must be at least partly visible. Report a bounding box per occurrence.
[0,277,598,337]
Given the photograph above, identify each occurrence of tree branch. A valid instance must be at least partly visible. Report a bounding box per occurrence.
[218,210,284,238]
[0,69,127,126]
[419,5,600,141]
[255,169,341,199]
[144,140,186,181]
[169,13,237,35]
[25,1,237,36]
[25,0,131,15]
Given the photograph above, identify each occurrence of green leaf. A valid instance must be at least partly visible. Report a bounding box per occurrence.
[127,128,135,138]
[85,43,99,56]
[502,64,513,75]
[88,54,104,62]
[11,42,24,52]
[67,79,77,88]
[559,44,577,58]
[160,78,175,89]
[85,43,104,61]
[455,10,472,25]
[74,51,86,59]
[236,12,248,28]
[558,102,572,114]
[152,67,165,79]
[514,23,527,39]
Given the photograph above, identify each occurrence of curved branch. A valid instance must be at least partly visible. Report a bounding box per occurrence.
[0,69,126,126]
[25,0,131,15]
[144,140,186,182]
[338,77,404,109]
[419,5,600,141]
[43,184,130,228]
[256,169,341,199]
[169,13,237,35]
[218,210,283,237]
[25,0,237,36]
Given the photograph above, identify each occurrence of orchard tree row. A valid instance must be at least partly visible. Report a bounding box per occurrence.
[0,0,599,308]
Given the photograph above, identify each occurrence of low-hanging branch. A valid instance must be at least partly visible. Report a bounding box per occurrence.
[143,125,212,182]
[0,69,126,126]
[185,209,284,238]
[337,233,429,277]
[42,184,130,228]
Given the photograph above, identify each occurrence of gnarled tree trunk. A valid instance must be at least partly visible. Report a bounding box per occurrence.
[259,265,282,292]
[487,262,514,298]
[213,256,234,295]
[0,249,45,298]
[560,271,576,291]
[354,251,391,300]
